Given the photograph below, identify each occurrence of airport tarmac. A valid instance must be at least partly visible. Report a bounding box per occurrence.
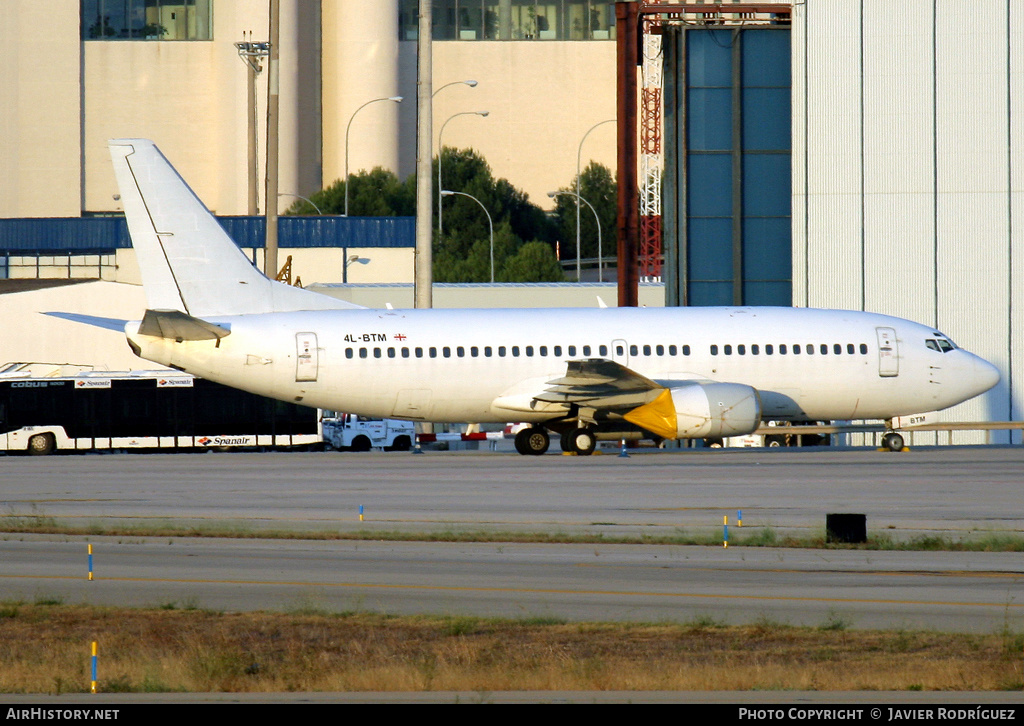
[1,446,1022,632]
[1,445,1022,540]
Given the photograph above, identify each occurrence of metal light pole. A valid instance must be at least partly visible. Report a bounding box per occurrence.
[264,0,281,276]
[575,119,615,281]
[234,36,269,216]
[550,190,603,282]
[344,96,403,217]
[437,110,488,233]
[441,190,493,283]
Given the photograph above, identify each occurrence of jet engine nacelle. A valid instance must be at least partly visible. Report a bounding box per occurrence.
[669,382,762,439]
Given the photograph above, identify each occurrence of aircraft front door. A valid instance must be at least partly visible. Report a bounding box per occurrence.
[876,327,899,378]
[295,332,319,382]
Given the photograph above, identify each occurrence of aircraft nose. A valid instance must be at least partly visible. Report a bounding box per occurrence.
[973,356,1000,395]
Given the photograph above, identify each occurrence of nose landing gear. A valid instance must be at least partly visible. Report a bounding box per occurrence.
[881,431,905,452]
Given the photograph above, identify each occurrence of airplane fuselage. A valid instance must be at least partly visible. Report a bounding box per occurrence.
[127,305,998,427]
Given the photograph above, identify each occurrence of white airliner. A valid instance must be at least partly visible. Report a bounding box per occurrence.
[52,139,1000,455]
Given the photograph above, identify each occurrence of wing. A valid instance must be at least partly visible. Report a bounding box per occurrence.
[534,358,665,411]
[490,359,667,419]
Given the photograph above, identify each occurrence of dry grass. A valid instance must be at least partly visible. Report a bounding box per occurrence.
[0,604,1021,694]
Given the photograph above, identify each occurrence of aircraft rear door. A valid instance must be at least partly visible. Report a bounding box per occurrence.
[876,327,899,377]
[295,332,319,382]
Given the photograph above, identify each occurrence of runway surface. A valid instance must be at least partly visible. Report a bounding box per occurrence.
[1,446,1022,632]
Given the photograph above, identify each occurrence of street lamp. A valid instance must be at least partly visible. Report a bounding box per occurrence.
[344,95,403,217]
[278,193,322,215]
[343,253,369,284]
[441,190,494,283]
[549,190,603,283]
[574,119,615,282]
[432,79,478,98]
[438,111,489,233]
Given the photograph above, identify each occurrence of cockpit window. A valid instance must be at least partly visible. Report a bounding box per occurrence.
[937,339,954,352]
[925,339,940,352]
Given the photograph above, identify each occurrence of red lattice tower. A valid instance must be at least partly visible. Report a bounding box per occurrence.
[638,12,664,279]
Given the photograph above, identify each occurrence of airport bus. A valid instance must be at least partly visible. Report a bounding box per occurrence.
[0,366,321,455]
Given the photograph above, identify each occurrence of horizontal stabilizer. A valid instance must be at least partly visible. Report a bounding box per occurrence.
[137,309,230,341]
[43,312,128,333]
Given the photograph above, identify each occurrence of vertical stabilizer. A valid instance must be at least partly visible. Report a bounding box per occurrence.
[108,139,360,317]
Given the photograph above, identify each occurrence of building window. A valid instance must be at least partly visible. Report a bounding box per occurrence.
[83,1,213,41]
[400,1,615,41]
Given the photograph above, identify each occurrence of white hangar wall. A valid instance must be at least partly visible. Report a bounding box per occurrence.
[792,0,1024,442]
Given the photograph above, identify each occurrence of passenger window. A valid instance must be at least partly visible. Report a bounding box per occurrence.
[540,346,547,356]
[374,348,382,358]
[526,346,534,357]
[553,345,561,356]
[806,344,813,355]
[429,347,437,358]
[443,347,451,358]
[724,345,733,355]
[415,347,424,358]
[860,343,868,354]
[387,347,396,358]
[752,344,759,355]
[642,345,651,356]
[456,347,464,357]
[485,346,492,357]
[512,346,520,357]
[360,348,368,358]
[470,346,478,357]
[833,344,841,355]
[847,344,855,354]
[402,347,410,358]
[819,344,827,355]
[616,345,624,356]
[682,345,690,356]
[498,346,506,357]
[630,345,638,356]
[792,345,800,355]
[766,344,773,355]
[711,345,719,356]
[568,345,577,356]
[779,344,786,354]
[345,348,354,359]
[668,345,677,356]
[738,344,746,355]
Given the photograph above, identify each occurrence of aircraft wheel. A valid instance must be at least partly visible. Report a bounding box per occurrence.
[559,431,574,452]
[765,435,784,448]
[882,432,904,452]
[28,433,55,456]
[514,427,549,456]
[568,428,596,456]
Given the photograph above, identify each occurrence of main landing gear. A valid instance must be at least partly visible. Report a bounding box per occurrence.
[560,427,596,456]
[514,426,600,456]
[514,426,550,455]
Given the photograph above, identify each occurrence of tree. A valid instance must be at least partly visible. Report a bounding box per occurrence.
[284,168,414,217]
[287,148,564,283]
[551,161,617,263]
[434,147,561,282]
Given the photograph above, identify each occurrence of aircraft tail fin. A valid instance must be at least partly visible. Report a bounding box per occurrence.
[108,139,361,317]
